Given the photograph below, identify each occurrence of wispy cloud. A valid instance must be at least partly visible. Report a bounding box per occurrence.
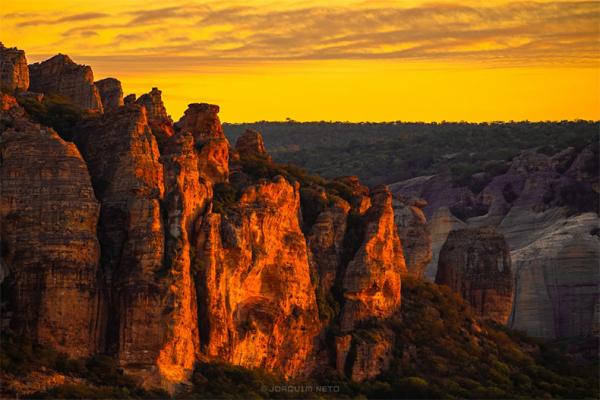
[19,12,108,27]
[4,1,599,67]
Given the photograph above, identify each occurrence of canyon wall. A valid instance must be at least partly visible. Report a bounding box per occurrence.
[0,94,101,357]
[436,228,514,324]
[392,144,599,338]
[1,50,409,390]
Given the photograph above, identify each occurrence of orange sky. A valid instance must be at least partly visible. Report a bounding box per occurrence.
[1,0,599,122]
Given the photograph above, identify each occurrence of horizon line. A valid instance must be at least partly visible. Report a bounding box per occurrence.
[222,119,600,125]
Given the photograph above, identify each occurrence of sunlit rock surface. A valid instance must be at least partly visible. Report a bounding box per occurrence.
[0,43,29,92]
[340,186,404,332]
[196,177,320,377]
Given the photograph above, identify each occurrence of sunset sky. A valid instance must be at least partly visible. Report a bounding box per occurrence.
[1,0,599,122]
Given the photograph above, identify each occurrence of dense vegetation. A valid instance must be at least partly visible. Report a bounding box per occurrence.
[358,278,599,399]
[3,278,596,399]
[16,94,92,140]
[0,332,169,399]
[224,121,599,185]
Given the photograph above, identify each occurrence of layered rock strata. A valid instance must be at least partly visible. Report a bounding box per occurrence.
[392,144,599,337]
[307,196,350,296]
[393,197,432,279]
[0,95,100,357]
[29,54,103,112]
[176,102,229,184]
[74,104,197,387]
[0,43,29,92]
[436,227,514,324]
[1,47,417,390]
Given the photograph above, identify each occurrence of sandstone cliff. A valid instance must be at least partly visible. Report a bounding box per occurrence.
[136,87,173,149]
[29,54,103,112]
[507,210,599,338]
[307,196,350,297]
[334,176,371,214]
[392,144,599,337]
[340,186,404,332]
[74,104,198,387]
[176,103,229,184]
[436,228,514,324]
[393,197,432,279]
[175,103,223,141]
[331,185,405,382]
[159,130,213,387]
[95,78,124,112]
[235,129,271,161]
[0,95,100,357]
[423,207,465,281]
[195,177,319,377]
[0,49,436,392]
[0,43,29,92]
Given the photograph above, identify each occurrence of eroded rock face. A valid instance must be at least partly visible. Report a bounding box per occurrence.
[175,103,229,184]
[507,210,599,338]
[29,54,103,112]
[196,138,229,184]
[136,88,169,122]
[235,129,270,160]
[195,177,320,377]
[307,196,350,296]
[0,43,29,92]
[392,144,599,337]
[340,186,404,332]
[334,176,371,214]
[95,78,124,112]
[124,94,136,104]
[74,105,198,387]
[135,88,174,150]
[346,328,394,382]
[0,96,100,357]
[436,228,514,324]
[393,197,432,279]
[175,103,223,142]
[158,131,214,388]
[423,207,465,281]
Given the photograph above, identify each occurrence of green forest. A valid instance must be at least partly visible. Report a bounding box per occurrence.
[224,121,599,185]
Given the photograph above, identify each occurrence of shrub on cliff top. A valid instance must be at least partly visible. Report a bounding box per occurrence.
[17,94,89,141]
[212,182,240,216]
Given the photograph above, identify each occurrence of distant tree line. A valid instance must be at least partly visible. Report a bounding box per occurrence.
[224,121,599,185]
